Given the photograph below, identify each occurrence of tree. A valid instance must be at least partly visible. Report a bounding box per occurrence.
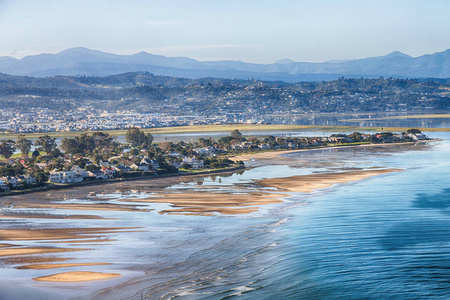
[126,127,153,148]
[29,168,48,183]
[92,131,114,149]
[231,129,243,139]
[85,164,100,172]
[0,139,16,159]
[181,163,192,169]
[158,141,172,152]
[16,134,33,157]
[35,135,57,154]
[407,128,422,134]
[61,137,82,154]
[348,132,362,142]
[142,133,154,148]
[31,149,40,158]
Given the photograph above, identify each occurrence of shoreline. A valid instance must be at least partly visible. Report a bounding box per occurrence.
[229,139,439,162]
[0,139,438,199]
[0,166,245,199]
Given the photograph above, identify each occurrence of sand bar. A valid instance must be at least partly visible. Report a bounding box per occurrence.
[33,271,121,282]
[13,203,144,212]
[259,169,402,193]
[18,262,111,270]
[0,213,106,219]
[0,247,87,257]
[125,192,284,215]
[0,227,142,241]
[1,256,72,265]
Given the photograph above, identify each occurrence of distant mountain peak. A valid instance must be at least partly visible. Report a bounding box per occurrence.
[275,58,295,64]
[59,47,94,53]
[385,51,410,58]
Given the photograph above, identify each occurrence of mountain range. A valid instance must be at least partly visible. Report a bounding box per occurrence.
[2,47,450,81]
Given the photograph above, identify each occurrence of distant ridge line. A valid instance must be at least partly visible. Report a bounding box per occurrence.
[1,48,450,81]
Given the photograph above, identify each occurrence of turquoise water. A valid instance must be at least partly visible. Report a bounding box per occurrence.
[242,135,450,299]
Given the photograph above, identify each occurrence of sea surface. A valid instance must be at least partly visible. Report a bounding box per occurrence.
[1,132,449,300]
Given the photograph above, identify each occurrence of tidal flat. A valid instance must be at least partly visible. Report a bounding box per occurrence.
[0,140,442,299]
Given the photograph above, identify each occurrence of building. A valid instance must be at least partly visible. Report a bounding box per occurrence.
[18,175,37,185]
[0,178,9,190]
[131,163,150,172]
[182,157,204,170]
[48,170,80,183]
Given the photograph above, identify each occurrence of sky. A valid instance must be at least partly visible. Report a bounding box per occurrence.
[1,0,450,63]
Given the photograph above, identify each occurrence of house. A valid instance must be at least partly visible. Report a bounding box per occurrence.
[108,156,121,163]
[1,176,19,188]
[87,170,108,180]
[71,165,89,177]
[149,160,160,170]
[121,149,132,157]
[18,175,37,185]
[114,165,132,172]
[140,158,160,170]
[131,163,150,172]
[35,162,48,169]
[169,152,182,158]
[99,161,110,168]
[328,137,346,143]
[407,133,428,141]
[102,168,116,179]
[182,157,204,170]
[258,143,272,150]
[0,178,9,191]
[48,170,80,183]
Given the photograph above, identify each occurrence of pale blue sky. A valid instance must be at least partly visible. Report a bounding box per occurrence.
[0,0,449,63]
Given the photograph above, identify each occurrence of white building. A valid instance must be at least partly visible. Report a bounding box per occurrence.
[48,170,80,183]
[182,157,204,170]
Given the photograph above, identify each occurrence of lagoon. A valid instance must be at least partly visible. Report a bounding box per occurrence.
[0,132,448,299]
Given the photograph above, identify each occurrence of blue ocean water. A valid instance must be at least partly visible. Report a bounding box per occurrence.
[226,133,450,299]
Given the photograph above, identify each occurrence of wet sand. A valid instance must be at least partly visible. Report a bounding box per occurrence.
[124,192,285,215]
[12,203,146,212]
[260,169,403,193]
[0,227,142,241]
[0,246,86,257]
[34,271,120,282]
[18,262,111,270]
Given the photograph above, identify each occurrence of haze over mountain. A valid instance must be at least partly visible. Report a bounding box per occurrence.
[2,47,450,81]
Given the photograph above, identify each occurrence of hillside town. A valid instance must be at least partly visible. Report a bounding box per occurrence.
[0,128,428,194]
[1,75,449,134]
